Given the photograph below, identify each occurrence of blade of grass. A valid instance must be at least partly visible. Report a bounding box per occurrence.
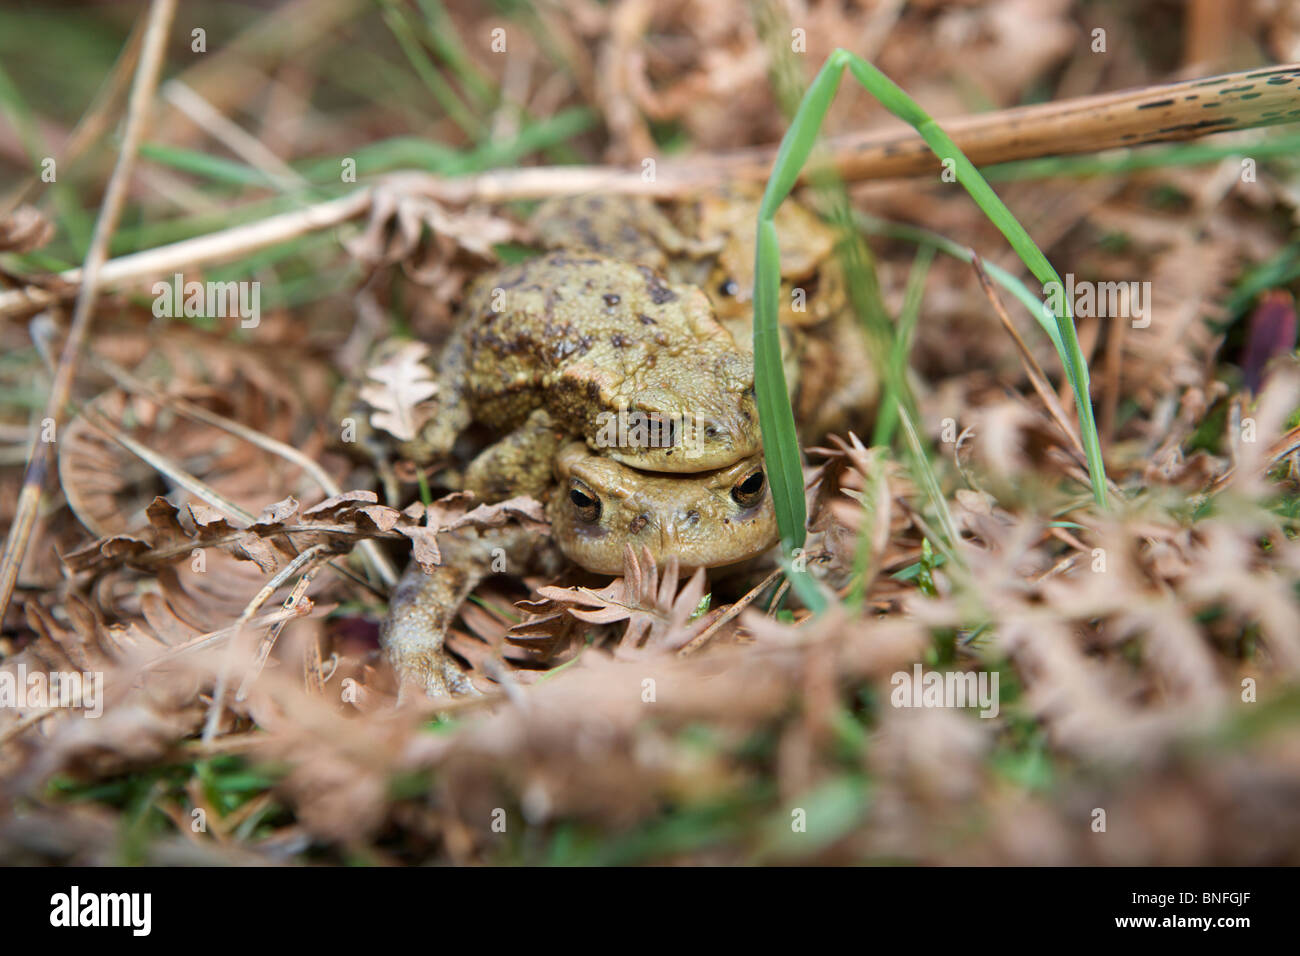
[291,108,593,181]
[873,244,934,446]
[755,1,902,465]
[855,213,1068,357]
[895,400,962,563]
[1224,241,1300,318]
[377,0,484,142]
[757,50,1108,521]
[137,142,290,189]
[414,0,496,110]
[850,54,1105,508]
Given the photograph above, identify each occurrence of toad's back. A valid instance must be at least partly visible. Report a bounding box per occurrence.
[429,250,758,471]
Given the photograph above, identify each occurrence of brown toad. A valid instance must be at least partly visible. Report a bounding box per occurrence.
[417,250,759,474]
[383,434,777,699]
[531,187,876,441]
[379,191,868,700]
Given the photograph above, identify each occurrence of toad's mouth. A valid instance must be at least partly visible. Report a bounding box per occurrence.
[549,495,779,576]
[557,528,779,576]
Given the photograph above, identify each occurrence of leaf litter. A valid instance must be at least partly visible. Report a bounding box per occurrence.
[3,0,1300,865]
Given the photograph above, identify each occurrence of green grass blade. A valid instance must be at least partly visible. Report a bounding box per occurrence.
[855,213,1067,356]
[293,109,593,182]
[755,48,1112,616]
[896,400,962,563]
[754,54,854,582]
[842,53,1106,507]
[873,244,934,446]
[137,142,284,188]
[759,49,1106,524]
[378,0,484,142]
[414,0,496,110]
[753,220,805,551]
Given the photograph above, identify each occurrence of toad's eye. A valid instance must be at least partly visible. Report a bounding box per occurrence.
[568,482,602,523]
[717,277,739,297]
[730,468,766,508]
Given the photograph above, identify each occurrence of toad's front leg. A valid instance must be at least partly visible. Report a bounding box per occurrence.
[382,526,547,702]
[384,415,565,700]
[383,549,484,701]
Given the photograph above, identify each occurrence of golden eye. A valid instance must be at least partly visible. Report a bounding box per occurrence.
[730,468,766,508]
[568,481,602,523]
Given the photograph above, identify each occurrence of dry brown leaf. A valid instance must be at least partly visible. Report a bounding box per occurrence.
[530,544,710,653]
[358,341,438,442]
[0,205,55,253]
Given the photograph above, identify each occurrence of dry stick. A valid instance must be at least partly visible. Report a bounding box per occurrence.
[236,563,320,701]
[0,0,177,627]
[203,543,330,742]
[0,188,373,317]
[78,403,260,525]
[141,605,309,669]
[162,80,310,190]
[767,578,791,616]
[302,631,331,697]
[970,252,1086,457]
[678,567,783,656]
[2,63,1298,319]
[76,402,389,605]
[91,355,399,587]
[703,61,1300,184]
[1031,552,1082,585]
[462,60,1300,191]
